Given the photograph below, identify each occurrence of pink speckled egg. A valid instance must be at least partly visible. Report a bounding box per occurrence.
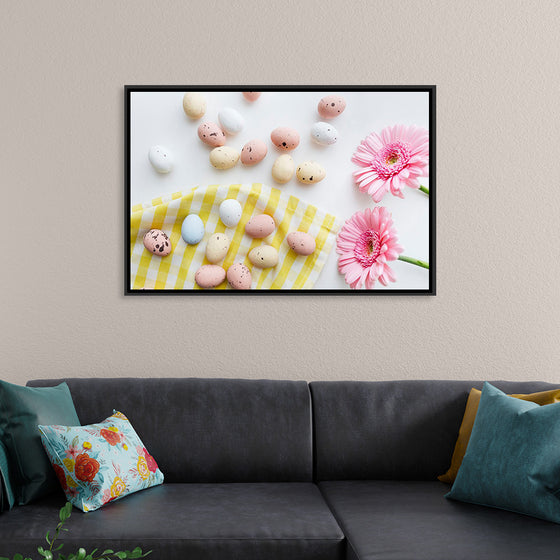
[317,95,346,119]
[287,231,316,256]
[195,265,226,288]
[143,229,172,257]
[227,263,252,290]
[270,127,300,151]
[245,214,276,238]
[243,92,261,102]
[241,139,268,166]
[198,121,226,147]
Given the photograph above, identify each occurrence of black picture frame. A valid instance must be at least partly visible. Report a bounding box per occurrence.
[125,85,435,295]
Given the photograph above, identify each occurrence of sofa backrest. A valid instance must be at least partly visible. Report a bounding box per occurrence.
[310,380,560,481]
[27,378,313,483]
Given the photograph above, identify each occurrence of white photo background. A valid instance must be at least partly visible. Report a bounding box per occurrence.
[129,89,432,291]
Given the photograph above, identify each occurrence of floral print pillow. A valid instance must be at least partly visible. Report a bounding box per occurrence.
[38,411,164,512]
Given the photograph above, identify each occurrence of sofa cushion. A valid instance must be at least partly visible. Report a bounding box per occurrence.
[27,378,313,483]
[0,380,80,505]
[446,382,560,524]
[39,411,164,512]
[319,480,560,560]
[438,386,560,484]
[310,380,559,480]
[0,483,344,560]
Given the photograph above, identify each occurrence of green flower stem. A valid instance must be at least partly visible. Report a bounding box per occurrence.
[398,255,429,269]
[419,185,429,195]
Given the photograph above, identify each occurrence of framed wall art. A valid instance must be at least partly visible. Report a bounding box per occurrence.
[125,86,435,294]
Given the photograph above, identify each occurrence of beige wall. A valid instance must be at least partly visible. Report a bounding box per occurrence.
[2,1,560,385]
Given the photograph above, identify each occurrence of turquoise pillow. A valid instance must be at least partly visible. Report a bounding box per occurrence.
[0,380,80,505]
[446,382,560,523]
[39,411,164,512]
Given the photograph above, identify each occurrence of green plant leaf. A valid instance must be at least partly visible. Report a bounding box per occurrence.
[54,544,64,551]
[45,530,51,545]
[14,554,23,560]
[114,553,127,560]
[0,556,10,560]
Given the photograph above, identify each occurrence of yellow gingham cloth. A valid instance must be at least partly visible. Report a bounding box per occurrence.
[130,183,342,290]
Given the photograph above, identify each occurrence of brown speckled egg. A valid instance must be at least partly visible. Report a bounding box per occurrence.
[287,231,316,256]
[270,127,300,151]
[227,263,252,290]
[143,229,172,257]
[195,265,226,288]
[243,92,261,102]
[245,214,276,238]
[317,95,346,119]
[198,122,226,147]
[241,139,268,166]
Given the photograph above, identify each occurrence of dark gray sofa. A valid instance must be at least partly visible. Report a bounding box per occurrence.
[1,378,559,560]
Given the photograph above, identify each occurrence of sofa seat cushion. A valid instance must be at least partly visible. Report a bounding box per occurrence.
[319,481,560,560]
[0,483,344,560]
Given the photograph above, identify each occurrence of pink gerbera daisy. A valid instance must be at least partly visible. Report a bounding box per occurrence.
[352,124,429,202]
[336,207,403,289]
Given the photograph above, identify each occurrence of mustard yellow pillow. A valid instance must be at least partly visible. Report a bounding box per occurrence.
[438,387,560,484]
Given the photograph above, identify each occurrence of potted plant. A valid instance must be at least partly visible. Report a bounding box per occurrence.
[0,502,151,560]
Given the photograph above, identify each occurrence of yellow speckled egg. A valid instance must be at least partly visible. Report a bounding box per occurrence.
[183,92,206,119]
[249,245,279,268]
[296,161,326,184]
[210,146,240,170]
[271,154,295,184]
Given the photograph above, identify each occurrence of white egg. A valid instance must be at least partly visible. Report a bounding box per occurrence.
[148,145,173,173]
[219,199,243,227]
[310,122,338,146]
[218,108,245,135]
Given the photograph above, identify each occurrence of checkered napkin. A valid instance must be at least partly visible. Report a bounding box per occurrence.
[130,183,342,290]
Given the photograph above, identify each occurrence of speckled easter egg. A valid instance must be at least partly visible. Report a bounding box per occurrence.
[218,108,245,135]
[311,122,338,145]
[227,263,252,290]
[317,95,346,119]
[241,139,268,166]
[287,231,316,256]
[249,245,279,268]
[183,92,206,119]
[195,265,226,288]
[296,161,326,184]
[271,154,295,184]
[243,92,261,102]
[148,145,173,173]
[270,127,300,151]
[143,229,172,256]
[219,199,243,227]
[245,214,276,238]
[210,146,240,170]
[197,122,226,147]
[205,233,230,264]
[181,214,205,245]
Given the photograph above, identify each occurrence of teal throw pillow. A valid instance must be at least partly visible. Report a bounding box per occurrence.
[446,382,560,523]
[39,411,164,512]
[0,439,15,511]
[0,380,80,505]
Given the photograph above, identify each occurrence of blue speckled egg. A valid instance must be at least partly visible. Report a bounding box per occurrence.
[181,214,205,245]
